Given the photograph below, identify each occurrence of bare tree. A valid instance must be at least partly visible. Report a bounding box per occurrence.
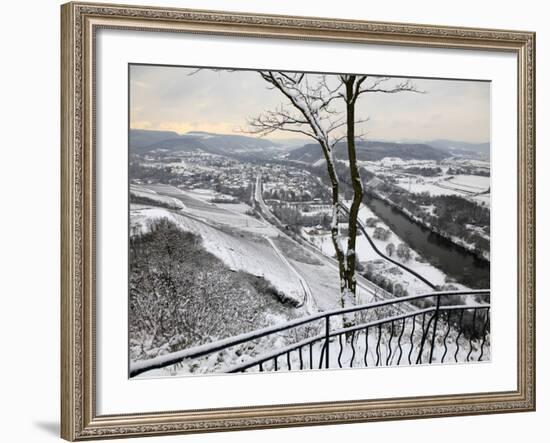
[249,72,421,315]
[247,72,350,309]
[337,75,419,308]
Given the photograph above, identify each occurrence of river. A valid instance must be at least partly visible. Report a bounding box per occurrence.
[365,195,490,289]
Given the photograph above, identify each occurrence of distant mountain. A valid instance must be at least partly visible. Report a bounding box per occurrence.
[267,137,311,149]
[129,129,283,158]
[140,135,207,154]
[185,132,281,155]
[427,139,490,157]
[130,129,181,151]
[285,140,451,164]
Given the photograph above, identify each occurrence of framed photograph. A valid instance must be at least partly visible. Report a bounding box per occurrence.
[61,1,536,440]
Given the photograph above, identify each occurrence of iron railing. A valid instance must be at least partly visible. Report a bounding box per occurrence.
[130,289,490,377]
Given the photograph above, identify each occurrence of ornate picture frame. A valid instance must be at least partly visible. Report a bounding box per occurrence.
[61,1,535,440]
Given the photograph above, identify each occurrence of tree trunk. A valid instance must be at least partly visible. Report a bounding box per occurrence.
[344,78,364,305]
[319,141,347,302]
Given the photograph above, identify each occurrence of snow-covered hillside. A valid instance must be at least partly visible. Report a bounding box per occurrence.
[130,184,364,311]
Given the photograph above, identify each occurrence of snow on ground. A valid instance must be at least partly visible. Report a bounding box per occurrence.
[285,254,371,309]
[144,184,278,237]
[360,158,438,174]
[131,205,305,304]
[135,304,489,377]
[354,203,468,291]
[130,184,365,311]
[301,202,468,295]
[472,193,490,206]
[130,184,186,209]
[146,184,369,312]
[182,188,218,200]
[129,186,486,377]
[300,208,332,217]
[303,230,336,256]
[216,202,253,214]
[360,158,491,207]
[446,158,490,169]
[448,174,489,191]
[393,174,490,208]
[394,179,459,196]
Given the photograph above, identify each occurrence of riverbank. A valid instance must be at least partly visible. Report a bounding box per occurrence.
[302,201,475,296]
[363,193,490,288]
[366,189,490,262]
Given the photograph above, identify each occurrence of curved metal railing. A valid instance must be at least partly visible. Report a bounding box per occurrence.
[130,289,490,377]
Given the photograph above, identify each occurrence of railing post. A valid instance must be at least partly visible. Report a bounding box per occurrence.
[325,315,330,369]
[429,295,441,363]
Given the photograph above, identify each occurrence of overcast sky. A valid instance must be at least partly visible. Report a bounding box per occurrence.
[130,64,490,144]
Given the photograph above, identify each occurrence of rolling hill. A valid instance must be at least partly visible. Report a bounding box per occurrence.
[427,139,490,158]
[285,140,451,163]
[129,129,181,151]
[130,129,284,158]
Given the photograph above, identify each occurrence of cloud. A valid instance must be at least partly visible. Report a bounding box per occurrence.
[129,65,490,143]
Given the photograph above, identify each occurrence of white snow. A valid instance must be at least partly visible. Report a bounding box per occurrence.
[130,184,369,311]
[448,174,490,191]
[131,205,306,303]
[130,184,186,209]
[313,158,326,167]
[301,201,468,295]
[134,302,490,377]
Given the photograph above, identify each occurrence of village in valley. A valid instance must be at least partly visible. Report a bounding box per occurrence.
[130,130,490,311]
[128,68,491,377]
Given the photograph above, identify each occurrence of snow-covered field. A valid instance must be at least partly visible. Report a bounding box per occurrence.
[130,184,186,209]
[361,157,437,172]
[361,158,491,207]
[130,184,356,312]
[131,205,306,304]
[130,182,486,378]
[395,179,458,196]
[394,174,490,199]
[142,184,278,236]
[301,201,468,295]
[447,174,489,191]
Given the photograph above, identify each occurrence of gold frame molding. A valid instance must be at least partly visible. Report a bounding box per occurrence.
[61,1,536,440]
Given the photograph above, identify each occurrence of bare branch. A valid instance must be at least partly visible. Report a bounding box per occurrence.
[356,77,425,97]
[186,67,237,76]
[245,108,318,140]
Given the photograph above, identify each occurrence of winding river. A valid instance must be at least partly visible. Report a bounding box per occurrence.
[365,195,490,289]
